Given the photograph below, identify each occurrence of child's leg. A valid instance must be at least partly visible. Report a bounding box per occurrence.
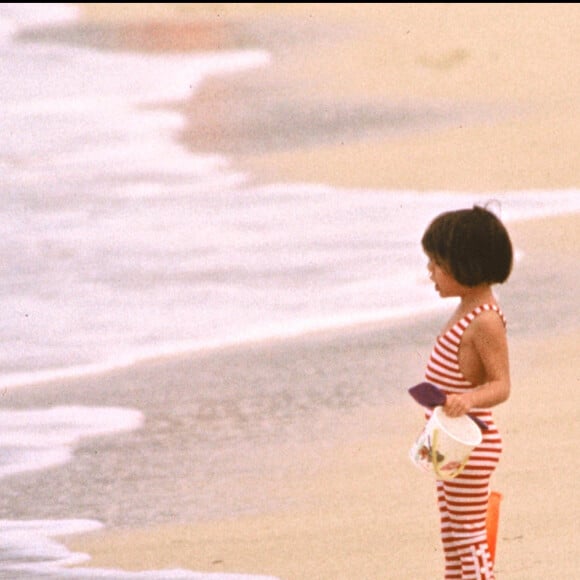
[442,436,501,580]
[443,476,494,579]
[436,480,461,579]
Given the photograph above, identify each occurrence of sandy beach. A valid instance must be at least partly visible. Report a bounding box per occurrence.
[37,3,580,578]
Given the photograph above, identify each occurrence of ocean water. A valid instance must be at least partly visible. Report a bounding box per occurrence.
[1,3,579,579]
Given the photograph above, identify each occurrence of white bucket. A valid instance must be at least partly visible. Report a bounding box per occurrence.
[409,406,482,480]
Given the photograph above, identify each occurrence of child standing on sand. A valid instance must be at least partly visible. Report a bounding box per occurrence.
[420,204,513,580]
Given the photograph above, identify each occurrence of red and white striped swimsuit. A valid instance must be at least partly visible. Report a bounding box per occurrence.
[425,304,505,580]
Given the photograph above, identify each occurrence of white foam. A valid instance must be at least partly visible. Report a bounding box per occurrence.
[493,188,580,221]
[0,406,144,478]
[2,49,269,113]
[0,519,280,579]
[0,16,17,43]
[0,2,78,34]
[0,403,278,579]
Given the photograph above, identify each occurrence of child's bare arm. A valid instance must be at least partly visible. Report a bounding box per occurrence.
[444,312,510,416]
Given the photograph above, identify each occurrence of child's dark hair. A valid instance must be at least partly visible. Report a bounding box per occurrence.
[421,204,513,287]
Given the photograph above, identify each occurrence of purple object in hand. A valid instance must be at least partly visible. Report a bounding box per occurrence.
[408,382,488,431]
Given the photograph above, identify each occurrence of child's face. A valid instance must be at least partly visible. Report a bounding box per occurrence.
[426,254,465,298]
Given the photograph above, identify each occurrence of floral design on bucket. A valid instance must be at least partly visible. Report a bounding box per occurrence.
[418,434,444,464]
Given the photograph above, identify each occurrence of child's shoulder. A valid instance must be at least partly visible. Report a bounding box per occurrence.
[472,303,507,324]
[464,306,508,345]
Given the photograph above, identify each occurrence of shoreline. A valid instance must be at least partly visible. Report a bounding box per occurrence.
[3,206,578,395]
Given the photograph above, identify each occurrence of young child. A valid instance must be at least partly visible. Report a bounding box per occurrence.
[420,204,513,580]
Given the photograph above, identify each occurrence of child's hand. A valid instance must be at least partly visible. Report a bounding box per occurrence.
[443,393,473,417]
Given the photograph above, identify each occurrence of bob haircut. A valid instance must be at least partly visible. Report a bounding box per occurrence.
[421,205,513,287]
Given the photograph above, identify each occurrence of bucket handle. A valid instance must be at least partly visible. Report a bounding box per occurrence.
[432,428,470,480]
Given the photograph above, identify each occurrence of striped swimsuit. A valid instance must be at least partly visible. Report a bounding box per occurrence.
[425,304,505,580]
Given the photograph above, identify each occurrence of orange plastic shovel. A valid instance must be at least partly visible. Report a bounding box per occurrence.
[486,490,502,563]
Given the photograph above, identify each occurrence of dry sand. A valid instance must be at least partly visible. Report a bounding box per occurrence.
[64,3,579,579]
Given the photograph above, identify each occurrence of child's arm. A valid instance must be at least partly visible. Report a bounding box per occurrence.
[444,312,511,416]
